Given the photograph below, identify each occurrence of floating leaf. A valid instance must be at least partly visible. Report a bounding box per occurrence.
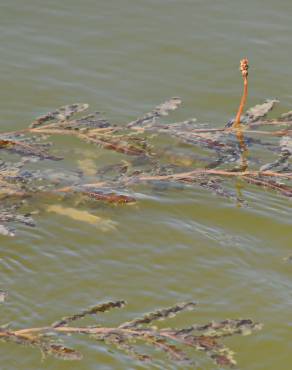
[119,302,196,329]
[127,97,182,128]
[245,99,279,122]
[30,104,89,128]
[53,300,126,328]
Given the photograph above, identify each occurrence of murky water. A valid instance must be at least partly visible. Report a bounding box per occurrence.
[1,1,292,369]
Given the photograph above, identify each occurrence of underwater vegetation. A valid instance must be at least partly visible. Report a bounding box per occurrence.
[0,59,291,236]
[1,59,291,367]
[0,294,262,367]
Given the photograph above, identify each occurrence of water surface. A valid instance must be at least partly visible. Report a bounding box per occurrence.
[1,1,292,369]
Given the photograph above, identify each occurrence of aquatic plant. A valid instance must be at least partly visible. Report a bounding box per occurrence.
[231,57,249,129]
[1,59,292,235]
[0,296,262,367]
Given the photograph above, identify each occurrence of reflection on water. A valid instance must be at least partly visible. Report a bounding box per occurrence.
[236,127,249,171]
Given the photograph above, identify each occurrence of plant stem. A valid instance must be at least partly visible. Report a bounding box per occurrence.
[232,58,249,129]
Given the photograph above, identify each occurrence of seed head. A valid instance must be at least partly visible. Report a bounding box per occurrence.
[240,58,249,78]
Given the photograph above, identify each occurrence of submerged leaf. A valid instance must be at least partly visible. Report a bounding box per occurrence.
[245,176,292,197]
[42,344,83,360]
[150,338,190,362]
[46,205,117,231]
[77,158,97,176]
[105,335,151,362]
[0,138,61,160]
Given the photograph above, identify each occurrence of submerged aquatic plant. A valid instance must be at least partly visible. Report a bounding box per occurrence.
[0,297,262,367]
[0,59,292,235]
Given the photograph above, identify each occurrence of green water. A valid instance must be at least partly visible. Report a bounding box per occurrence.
[1,1,292,369]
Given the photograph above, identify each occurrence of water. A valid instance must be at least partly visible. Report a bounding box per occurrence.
[1,1,292,369]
